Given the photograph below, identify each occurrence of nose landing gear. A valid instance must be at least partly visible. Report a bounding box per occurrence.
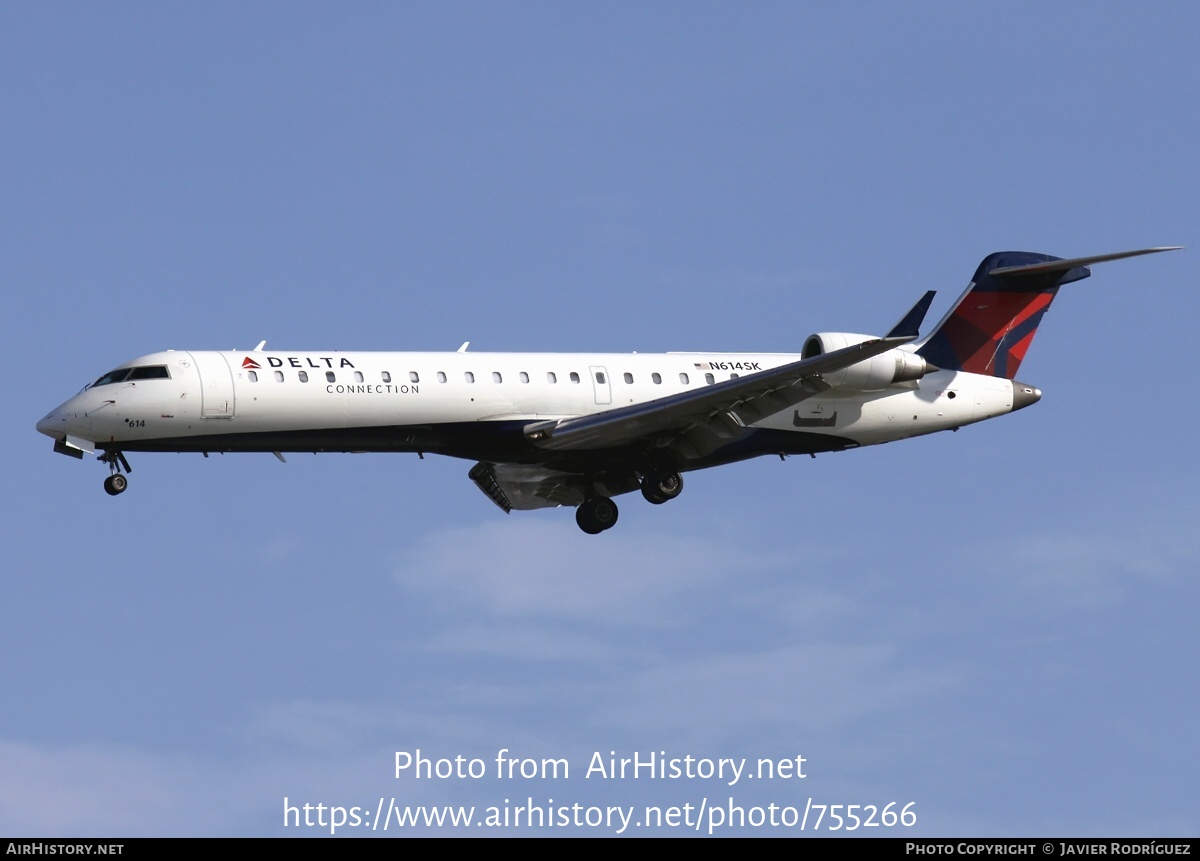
[103,474,127,496]
[99,450,131,496]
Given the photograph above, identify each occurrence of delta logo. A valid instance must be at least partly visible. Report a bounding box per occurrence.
[241,355,357,369]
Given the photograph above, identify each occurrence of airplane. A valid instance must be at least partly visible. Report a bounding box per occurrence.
[37,247,1178,534]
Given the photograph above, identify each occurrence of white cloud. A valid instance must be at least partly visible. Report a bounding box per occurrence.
[424,623,622,662]
[981,502,1200,609]
[596,643,959,741]
[394,519,778,625]
[0,741,214,835]
[257,535,302,566]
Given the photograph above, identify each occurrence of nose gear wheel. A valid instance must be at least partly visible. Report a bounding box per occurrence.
[99,450,131,496]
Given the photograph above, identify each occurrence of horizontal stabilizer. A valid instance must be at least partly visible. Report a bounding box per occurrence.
[989,246,1181,278]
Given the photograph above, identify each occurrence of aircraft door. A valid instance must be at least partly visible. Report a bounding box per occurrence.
[590,366,611,405]
[188,352,236,418]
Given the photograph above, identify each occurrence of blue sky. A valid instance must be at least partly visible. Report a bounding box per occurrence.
[2,2,1196,836]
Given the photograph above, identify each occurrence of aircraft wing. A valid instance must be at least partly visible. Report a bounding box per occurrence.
[522,334,914,457]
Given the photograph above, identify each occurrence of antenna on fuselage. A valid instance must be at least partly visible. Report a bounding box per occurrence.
[254,340,267,351]
[457,341,470,352]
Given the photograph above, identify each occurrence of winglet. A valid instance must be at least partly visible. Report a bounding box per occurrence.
[886,290,936,339]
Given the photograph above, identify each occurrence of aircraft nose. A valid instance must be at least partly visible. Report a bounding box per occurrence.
[36,410,62,439]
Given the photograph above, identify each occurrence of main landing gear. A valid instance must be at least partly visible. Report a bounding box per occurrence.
[572,470,685,534]
[100,450,131,496]
[640,470,683,505]
[576,496,619,534]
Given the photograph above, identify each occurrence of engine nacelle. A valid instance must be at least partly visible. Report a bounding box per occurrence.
[802,332,936,390]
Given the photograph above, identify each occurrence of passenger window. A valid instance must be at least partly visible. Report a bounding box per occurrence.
[298,371,309,383]
[492,372,502,383]
[465,372,475,383]
[519,372,529,383]
[705,373,715,385]
[730,373,739,379]
[326,372,336,383]
[570,372,580,383]
[274,371,284,382]
[409,371,419,383]
[382,372,391,383]
[652,373,662,384]
[623,372,633,384]
[547,372,557,383]
[437,371,447,383]
[679,373,689,384]
[354,371,364,383]
[248,371,258,382]
[595,371,605,384]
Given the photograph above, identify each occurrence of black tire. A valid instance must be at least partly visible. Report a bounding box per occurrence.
[641,484,666,504]
[104,474,127,496]
[591,496,618,529]
[576,497,619,533]
[641,471,683,504]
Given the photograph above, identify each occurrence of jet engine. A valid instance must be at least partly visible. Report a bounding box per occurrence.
[802,332,936,390]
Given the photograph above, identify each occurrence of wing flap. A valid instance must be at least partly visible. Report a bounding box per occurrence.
[728,375,831,425]
[469,462,585,511]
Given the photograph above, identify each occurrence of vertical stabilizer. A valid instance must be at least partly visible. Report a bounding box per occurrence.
[918,247,1178,379]
[917,252,1086,379]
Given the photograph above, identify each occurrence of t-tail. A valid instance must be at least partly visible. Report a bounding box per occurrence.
[916,247,1180,379]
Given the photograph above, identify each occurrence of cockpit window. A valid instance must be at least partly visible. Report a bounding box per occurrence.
[91,368,132,387]
[91,365,170,387]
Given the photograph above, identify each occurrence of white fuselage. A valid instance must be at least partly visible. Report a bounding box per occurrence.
[37,348,1016,459]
